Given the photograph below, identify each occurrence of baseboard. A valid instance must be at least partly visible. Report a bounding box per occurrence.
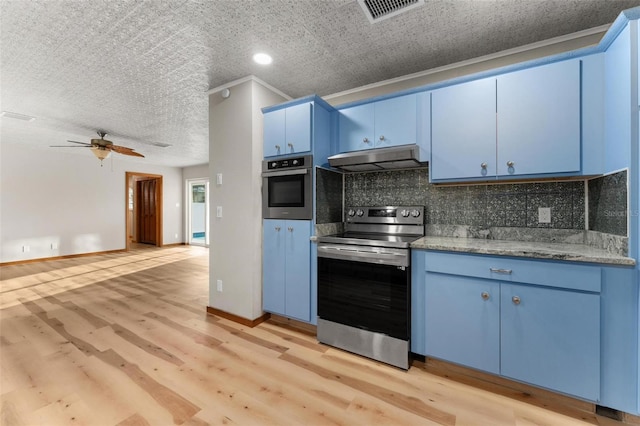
[162,242,187,247]
[206,306,270,327]
[267,314,318,336]
[0,249,126,267]
[416,357,596,417]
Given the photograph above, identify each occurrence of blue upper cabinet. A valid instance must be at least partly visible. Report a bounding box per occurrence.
[374,94,418,148]
[338,93,419,152]
[338,102,374,151]
[263,102,312,157]
[431,59,585,182]
[497,60,580,177]
[432,77,497,180]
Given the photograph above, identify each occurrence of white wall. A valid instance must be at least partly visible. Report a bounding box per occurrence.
[0,142,183,263]
[183,163,209,181]
[208,79,286,320]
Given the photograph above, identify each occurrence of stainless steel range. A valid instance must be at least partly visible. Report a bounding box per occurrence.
[316,206,424,369]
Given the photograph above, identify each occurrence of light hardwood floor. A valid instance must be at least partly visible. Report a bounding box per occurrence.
[0,245,627,425]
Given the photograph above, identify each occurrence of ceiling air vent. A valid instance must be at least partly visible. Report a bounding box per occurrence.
[0,111,36,121]
[358,0,424,24]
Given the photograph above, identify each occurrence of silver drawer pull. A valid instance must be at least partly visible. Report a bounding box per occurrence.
[490,268,512,274]
[481,291,490,300]
[512,296,521,305]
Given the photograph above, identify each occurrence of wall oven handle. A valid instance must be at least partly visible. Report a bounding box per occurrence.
[262,168,309,177]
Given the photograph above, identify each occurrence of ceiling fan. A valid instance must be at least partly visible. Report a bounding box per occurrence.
[51,131,145,166]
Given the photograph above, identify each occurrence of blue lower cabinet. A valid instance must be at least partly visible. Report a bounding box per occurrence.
[500,283,600,401]
[424,273,500,374]
[415,251,602,402]
[263,219,311,322]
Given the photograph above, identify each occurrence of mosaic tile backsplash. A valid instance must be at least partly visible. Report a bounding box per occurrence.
[344,166,586,230]
[588,170,627,236]
[315,167,343,224]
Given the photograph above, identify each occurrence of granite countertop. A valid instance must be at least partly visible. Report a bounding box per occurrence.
[411,236,636,266]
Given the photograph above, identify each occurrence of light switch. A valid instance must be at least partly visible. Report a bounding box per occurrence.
[216,206,222,218]
[216,173,223,185]
[538,207,551,224]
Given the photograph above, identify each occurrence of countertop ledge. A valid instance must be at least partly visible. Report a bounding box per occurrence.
[411,236,636,266]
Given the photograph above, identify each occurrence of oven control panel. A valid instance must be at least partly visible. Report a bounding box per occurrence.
[345,206,424,225]
[264,155,310,170]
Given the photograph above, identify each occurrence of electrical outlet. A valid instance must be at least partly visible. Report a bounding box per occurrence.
[175,233,178,239]
[538,207,551,224]
[51,243,58,250]
[216,280,223,292]
[22,245,30,252]
[216,206,222,218]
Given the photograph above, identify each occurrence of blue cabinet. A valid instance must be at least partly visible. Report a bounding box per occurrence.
[497,60,580,177]
[431,77,496,180]
[338,103,374,152]
[262,219,312,322]
[338,93,419,152]
[424,273,500,374]
[431,59,581,182]
[500,283,600,401]
[263,102,312,157]
[413,251,601,401]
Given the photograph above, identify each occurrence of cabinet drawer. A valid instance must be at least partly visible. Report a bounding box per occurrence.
[424,252,601,292]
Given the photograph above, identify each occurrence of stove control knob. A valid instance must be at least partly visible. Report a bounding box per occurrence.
[400,209,409,217]
[356,209,364,217]
[292,159,299,165]
[411,209,421,218]
[271,162,278,168]
[347,209,356,217]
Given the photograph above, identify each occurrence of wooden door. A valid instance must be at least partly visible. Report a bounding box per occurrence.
[137,179,157,245]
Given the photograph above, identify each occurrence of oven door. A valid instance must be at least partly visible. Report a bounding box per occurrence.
[317,246,410,340]
[262,169,312,220]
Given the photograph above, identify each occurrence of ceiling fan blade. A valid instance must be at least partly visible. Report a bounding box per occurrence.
[109,144,145,157]
[66,140,92,146]
[50,145,92,148]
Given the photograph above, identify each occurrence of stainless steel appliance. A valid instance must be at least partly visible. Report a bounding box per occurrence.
[262,155,313,220]
[327,145,427,171]
[316,205,424,369]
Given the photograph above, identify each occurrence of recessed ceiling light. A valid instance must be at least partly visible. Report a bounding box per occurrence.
[253,53,273,65]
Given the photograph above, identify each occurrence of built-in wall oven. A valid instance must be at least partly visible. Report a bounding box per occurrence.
[262,155,313,220]
[317,206,424,369]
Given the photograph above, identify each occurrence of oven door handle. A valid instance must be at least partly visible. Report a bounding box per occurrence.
[262,168,309,177]
[318,245,409,267]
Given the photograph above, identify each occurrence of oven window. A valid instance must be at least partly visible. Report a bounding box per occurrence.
[318,257,409,340]
[268,175,305,207]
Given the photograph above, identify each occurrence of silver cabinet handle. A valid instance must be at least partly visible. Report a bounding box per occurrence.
[275,144,281,153]
[287,143,293,150]
[481,291,490,300]
[481,162,487,169]
[275,226,281,231]
[379,135,385,141]
[490,268,512,274]
[287,227,293,232]
[363,137,370,143]
[512,296,521,305]
[507,161,515,167]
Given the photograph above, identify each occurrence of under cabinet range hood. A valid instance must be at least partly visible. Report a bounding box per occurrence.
[327,145,427,171]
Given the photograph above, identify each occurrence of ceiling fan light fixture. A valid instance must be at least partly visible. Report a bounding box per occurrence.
[91,146,111,164]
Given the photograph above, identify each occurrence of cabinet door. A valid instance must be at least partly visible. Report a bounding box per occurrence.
[374,94,417,148]
[284,220,311,322]
[264,109,286,157]
[431,77,497,180]
[284,102,312,154]
[501,283,600,401]
[263,220,285,314]
[338,103,375,152]
[424,273,500,374]
[497,60,580,176]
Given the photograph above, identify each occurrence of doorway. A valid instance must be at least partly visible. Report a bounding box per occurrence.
[187,179,209,246]
[126,172,163,249]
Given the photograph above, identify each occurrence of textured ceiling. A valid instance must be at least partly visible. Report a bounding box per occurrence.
[1,0,639,168]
